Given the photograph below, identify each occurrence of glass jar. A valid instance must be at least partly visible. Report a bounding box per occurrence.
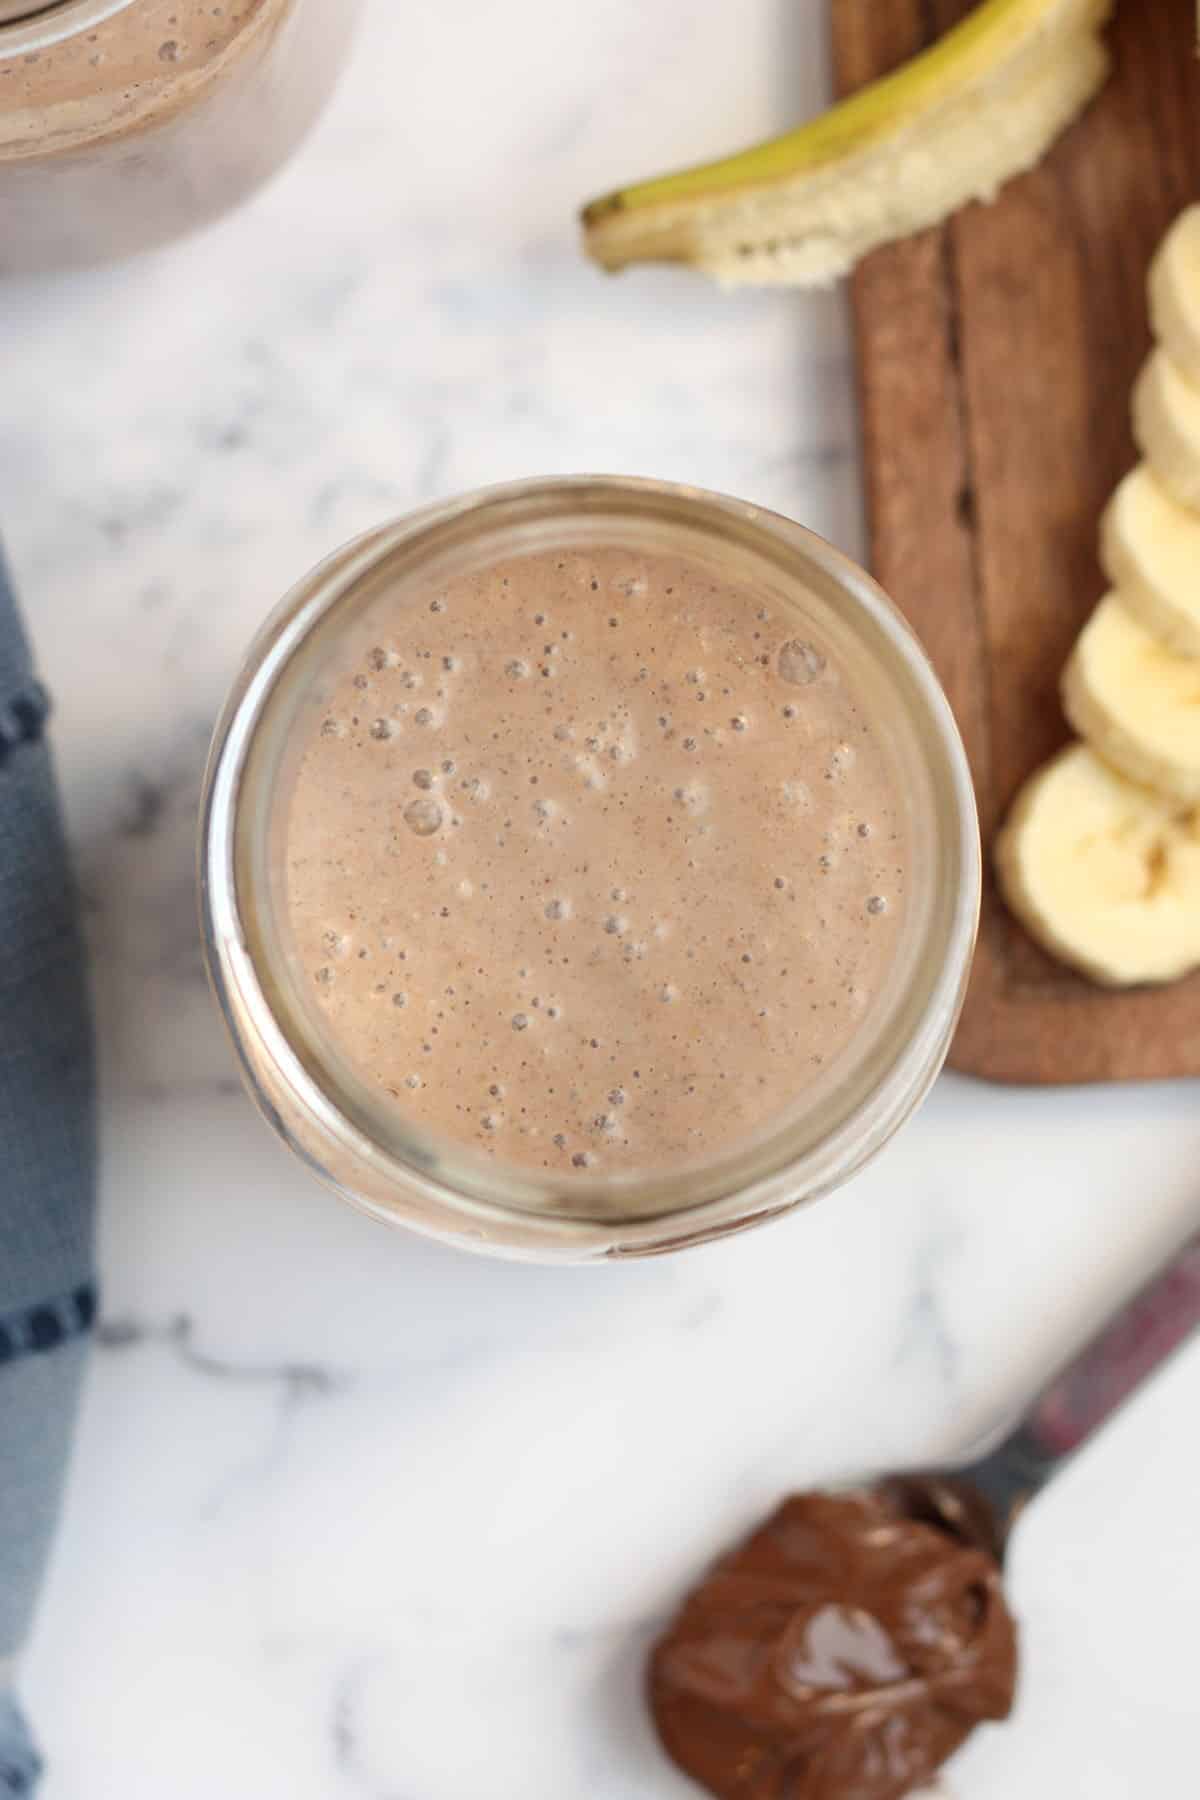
[200,476,980,1262]
[0,0,362,273]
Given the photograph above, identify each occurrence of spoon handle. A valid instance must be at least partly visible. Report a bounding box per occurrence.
[965,1234,1200,1530]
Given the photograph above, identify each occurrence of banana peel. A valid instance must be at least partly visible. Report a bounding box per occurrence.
[581,0,1113,287]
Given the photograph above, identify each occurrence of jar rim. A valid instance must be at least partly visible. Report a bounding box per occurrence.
[0,0,137,47]
[201,476,981,1259]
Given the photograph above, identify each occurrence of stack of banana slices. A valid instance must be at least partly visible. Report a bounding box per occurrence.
[998,207,1200,988]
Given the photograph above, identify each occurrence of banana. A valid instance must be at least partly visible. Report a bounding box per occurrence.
[581,0,1111,286]
[1099,463,1200,658]
[1148,206,1200,388]
[998,197,1200,986]
[995,743,1200,986]
[1062,593,1200,804]
[1133,348,1200,515]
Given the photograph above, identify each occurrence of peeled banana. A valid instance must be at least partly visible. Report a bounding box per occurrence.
[1062,594,1200,804]
[997,184,1200,988]
[581,0,1112,286]
[1132,348,1200,514]
[1099,463,1200,658]
[996,744,1200,987]
[1149,206,1200,388]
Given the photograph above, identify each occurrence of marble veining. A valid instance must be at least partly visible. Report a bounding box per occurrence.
[1,2,1198,1795]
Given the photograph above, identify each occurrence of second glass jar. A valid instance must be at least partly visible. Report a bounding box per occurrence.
[0,0,362,273]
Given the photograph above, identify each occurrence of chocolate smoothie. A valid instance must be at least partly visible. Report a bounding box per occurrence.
[282,542,911,1178]
[0,0,358,270]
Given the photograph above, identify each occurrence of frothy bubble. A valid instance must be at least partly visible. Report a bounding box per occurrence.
[781,780,812,814]
[403,796,443,837]
[778,640,826,686]
[673,782,709,816]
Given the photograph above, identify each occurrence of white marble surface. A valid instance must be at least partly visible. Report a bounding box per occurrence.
[3,2,1199,1795]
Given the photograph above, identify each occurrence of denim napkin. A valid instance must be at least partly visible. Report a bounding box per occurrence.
[0,545,96,1792]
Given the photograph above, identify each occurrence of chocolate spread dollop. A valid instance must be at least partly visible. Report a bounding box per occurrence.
[648,1484,1018,1800]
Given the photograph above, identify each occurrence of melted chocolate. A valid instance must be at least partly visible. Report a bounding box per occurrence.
[648,1485,1017,1800]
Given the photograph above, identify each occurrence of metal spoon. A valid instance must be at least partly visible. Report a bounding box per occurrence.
[884,1232,1200,1562]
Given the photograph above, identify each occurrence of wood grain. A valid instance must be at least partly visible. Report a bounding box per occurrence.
[832,0,1200,1084]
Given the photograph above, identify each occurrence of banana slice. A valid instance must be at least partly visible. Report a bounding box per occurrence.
[1062,593,1200,803]
[1132,348,1200,514]
[1099,463,1200,657]
[581,0,1111,286]
[1149,205,1200,387]
[996,743,1200,986]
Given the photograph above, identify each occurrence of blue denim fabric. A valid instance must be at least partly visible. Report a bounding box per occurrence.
[0,547,96,1789]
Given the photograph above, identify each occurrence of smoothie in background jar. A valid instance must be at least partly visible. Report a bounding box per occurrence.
[0,0,362,272]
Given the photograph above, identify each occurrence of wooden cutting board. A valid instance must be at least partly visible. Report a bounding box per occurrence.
[831,0,1200,1084]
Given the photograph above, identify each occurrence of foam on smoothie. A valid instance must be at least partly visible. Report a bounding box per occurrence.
[283,544,909,1176]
